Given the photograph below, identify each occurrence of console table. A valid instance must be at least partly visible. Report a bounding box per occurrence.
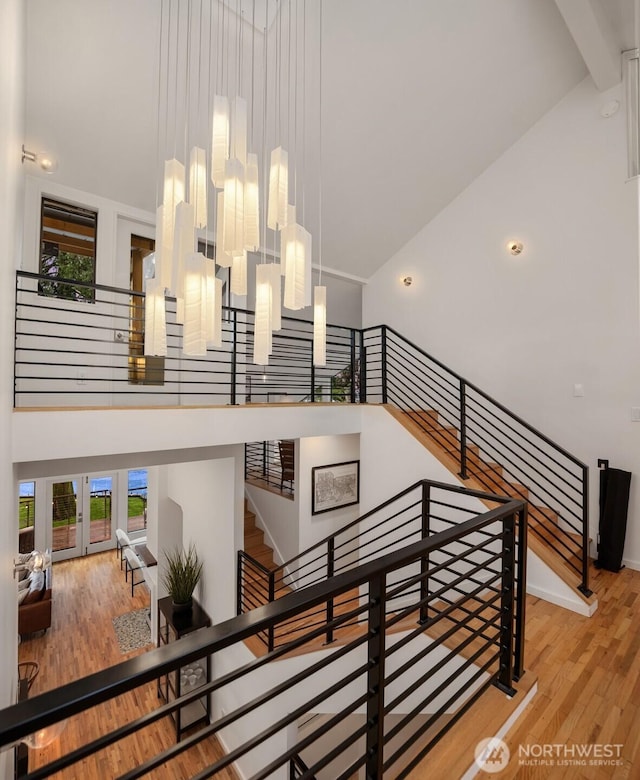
[157,596,211,741]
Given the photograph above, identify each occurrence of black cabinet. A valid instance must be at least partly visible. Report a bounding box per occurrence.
[157,596,211,741]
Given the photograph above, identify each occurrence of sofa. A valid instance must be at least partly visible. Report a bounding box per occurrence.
[17,557,52,637]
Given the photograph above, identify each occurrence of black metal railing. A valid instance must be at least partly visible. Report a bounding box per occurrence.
[244,440,295,498]
[237,478,528,682]
[361,325,590,596]
[14,271,588,594]
[1,487,524,780]
[14,271,355,408]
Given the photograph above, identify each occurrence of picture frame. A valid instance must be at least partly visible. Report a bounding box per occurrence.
[311,460,360,515]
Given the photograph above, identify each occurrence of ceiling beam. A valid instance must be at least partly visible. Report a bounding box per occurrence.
[554,0,621,90]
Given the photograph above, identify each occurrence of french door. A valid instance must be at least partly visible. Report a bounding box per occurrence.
[48,473,117,561]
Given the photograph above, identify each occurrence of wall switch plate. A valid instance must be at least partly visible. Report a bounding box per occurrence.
[573,383,584,397]
[632,407,640,422]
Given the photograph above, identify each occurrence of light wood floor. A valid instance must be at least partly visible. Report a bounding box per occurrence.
[493,563,640,779]
[18,551,236,780]
[18,554,640,779]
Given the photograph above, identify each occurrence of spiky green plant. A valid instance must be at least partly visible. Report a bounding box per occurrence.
[162,543,203,605]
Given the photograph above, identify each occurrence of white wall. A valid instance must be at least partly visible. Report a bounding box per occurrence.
[25,0,159,213]
[166,451,244,623]
[245,483,299,567]
[363,76,640,569]
[298,435,361,551]
[13,404,362,466]
[0,0,24,767]
[360,406,591,614]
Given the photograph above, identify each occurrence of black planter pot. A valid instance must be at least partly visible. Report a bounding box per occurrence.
[171,597,193,614]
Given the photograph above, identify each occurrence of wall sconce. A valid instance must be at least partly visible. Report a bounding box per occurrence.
[21,145,58,174]
[402,276,413,287]
[507,241,523,256]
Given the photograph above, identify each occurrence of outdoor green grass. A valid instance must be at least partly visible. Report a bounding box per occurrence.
[19,496,146,529]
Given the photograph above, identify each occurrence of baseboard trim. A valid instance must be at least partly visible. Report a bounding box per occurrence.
[526,583,597,617]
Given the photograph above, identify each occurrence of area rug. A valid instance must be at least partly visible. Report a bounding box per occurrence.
[112,608,152,654]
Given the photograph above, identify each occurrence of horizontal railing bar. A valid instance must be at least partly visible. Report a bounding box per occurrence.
[464,422,582,521]
[238,550,272,577]
[386,345,460,404]
[466,407,583,498]
[386,348,460,408]
[125,654,371,780]
[466,394,584,484]
[272,480,517,583]
[384,654,499,775]
[384,578,503,669]
[0,496,521,748]
[386,364,460,427]
[378,323,587,469]
[387,635,500,735]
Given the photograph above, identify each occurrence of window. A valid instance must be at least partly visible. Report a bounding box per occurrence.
[19,481,35,554]
[127,469,148,533]
[39,197,97,302]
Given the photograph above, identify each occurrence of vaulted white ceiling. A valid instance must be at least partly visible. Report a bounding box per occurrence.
[24,0,633,280]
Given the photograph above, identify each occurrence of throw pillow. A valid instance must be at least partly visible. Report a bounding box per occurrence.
[29,570,45,592]
[18,577,30,592]
[18,552,33,565]
[18,589,29,606]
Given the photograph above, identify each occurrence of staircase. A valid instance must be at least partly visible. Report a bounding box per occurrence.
[243,500,277,570]
[390,406,594,605]
[361,324,593,604]
[242,500,362,655]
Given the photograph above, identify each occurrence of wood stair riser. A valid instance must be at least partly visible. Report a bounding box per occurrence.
[388,406,596,606]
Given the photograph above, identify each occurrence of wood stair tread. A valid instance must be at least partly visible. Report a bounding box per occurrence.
[386,405,596,607]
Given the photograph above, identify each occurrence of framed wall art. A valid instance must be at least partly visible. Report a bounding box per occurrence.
[311,460,360,515]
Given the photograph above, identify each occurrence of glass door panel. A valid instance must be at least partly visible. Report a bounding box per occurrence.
[87,476,113,549]
[49,473,117,560]
[50,478,82,561]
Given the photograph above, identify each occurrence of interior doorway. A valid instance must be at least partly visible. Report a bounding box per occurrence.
[129,232,164,385]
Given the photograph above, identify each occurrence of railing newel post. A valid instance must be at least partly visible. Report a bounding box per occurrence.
[495,512,516,696]
[359,331,367,404]
[350,329,357,404]
[326,537,335,644]
[513,503,528,680]
[236,551,243,616]
[365,573,386,780]
[268,570,276,652]
[230,309,237,405]
[459,379,468,480]
[381,326,388,404]
[262,440,268,481]
[419,482,431,625]
[579,465,592,597]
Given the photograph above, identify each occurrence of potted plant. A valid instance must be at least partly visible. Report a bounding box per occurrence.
[162,543,203,612]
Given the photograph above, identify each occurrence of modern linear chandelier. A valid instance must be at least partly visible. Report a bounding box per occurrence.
[144,0,326,367]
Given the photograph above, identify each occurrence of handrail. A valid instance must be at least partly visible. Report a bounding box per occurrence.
[273,477,516,575]
[15,271,589,597]
[379,324,587,470]
[238,478,527,677]
[364,324,590,596]
[238,549,271,578]
[0,490,524,778]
